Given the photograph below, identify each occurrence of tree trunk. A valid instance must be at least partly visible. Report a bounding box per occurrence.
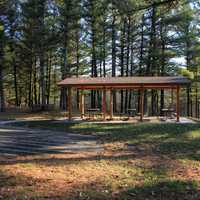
[138,15,145,112]
[147,5,157,116]
[33,57,37,105]
[61,40,68,110]
[47,52,52,105]
[120,19,126,113]
[111,14,116,112]
[76,27,80,108]
[187,87,190,116]
[13,62,19,106]
[0,64,5,112]
[91,6,97,108]
[39,49,46,109]
[128,24,134,109]
[38,1,46,110]
[195,87,198,118]
[125,16,131,113]
[160,17,166,115]
[60,21,69,110]
[103,17,106,77]
[185,22,191,117]
[28,60,33,107]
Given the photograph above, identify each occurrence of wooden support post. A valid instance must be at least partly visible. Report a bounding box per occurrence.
[176,85,180,122]
[171,88,174,104]
[140,88,144,122]
[68,87,72,120]
[110,89,113,120]
[102,88,106,121]
[80,89,85,119]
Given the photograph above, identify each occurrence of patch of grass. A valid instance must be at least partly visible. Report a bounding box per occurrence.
[122,180,200,200]
[1,119,200,199]
[7,121,200,160]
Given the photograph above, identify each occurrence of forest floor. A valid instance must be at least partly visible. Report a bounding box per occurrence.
[0,113,200,199]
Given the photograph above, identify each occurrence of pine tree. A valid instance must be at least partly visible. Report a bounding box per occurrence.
[0,21,5,112]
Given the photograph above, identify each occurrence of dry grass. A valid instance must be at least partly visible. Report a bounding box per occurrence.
[1,149,200,200]
[0,151,140,199]
[1,114,200,199]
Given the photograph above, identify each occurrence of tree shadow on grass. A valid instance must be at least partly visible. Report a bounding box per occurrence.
[1,122,200,199]
[9,120,200,142]
[0,168,44,199]
[121,180,200,200]
[2,165,200,200]
[156,137,200,161]
[0,152,136,166]
[2,121,200,163]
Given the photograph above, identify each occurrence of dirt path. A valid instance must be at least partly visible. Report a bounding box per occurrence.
[0,122,103,156]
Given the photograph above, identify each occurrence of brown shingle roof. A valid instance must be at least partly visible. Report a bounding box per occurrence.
[58,76,190,87]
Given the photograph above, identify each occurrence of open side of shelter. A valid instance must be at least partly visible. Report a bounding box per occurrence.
[58,76,190,122]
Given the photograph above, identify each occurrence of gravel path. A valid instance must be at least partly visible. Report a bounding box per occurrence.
[0,122,103,156]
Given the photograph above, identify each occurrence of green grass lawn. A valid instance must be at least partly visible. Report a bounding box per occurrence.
[1,120,200,199]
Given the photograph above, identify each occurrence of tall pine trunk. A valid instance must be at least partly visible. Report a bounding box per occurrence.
[111,15,116,112]
[160,18,165,115]
[125,16,131,113]
[128,23,134,110]
[76,27,80,108]
[195,87,198,118]
[91,3,97,108]
[47,52,52,105]
[38,1,46,110]
[39,50,46,109]
[13,62,19,106]
[60,0,73,110]
[33,56,38,105]
[146,6,157,116]
[103,17,106,77]
[120,19,126,113]
[28,58,33,107]
[138,15,145,113]
[60,38,68,110]
[186,23,191,116]
[0,64,5,112]
[151,5,157,116]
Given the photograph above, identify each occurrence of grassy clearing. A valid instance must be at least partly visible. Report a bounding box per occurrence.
[1,119,200,199]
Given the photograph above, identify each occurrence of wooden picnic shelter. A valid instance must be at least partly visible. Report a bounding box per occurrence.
[58,76,190,122]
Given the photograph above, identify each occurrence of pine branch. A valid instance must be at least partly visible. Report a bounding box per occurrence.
[114,0,188,16]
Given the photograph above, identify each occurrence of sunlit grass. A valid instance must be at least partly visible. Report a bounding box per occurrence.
[0,117,200,199]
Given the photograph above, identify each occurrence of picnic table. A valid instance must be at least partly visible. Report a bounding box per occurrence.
[119,108,137,120]
[87,108,101,119]
[127,108,137,118]
[161,108,175,119]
